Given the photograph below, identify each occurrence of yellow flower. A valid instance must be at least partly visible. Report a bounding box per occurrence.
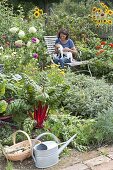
[92,7,97,13]
[104,5,108,10]
[108,10,113,16]
[104,9,109,14]
[103,19,107,24]
[92,15,96,20]
[97,8,102,13]
[39,9,43,15]
[34,11,40,18]
[60,71,65,76]
[34,7,39,12]
[107,20,112,24]
[96,20,101,24]
[100,2,105,7]
[96,24,100,28]
[51,64,59,68]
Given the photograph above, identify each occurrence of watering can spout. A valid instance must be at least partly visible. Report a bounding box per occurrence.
[58,134,77,155]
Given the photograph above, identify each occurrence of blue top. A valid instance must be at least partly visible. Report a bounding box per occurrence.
[55,38,75,48]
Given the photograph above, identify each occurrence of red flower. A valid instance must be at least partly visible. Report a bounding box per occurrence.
[95,45,102,49]
[96,49,105,56]
[101,41,106,45]
[109,43,113,48]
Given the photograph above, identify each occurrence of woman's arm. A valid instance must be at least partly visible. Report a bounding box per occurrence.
[63,47,77,54]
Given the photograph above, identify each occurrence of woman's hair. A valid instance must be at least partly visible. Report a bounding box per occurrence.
[57,28,69,40]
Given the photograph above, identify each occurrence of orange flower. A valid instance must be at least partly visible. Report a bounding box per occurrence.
[95,45,102,49]
[101,41,106,45]
[109,43,113,48]
[96,49,105,56]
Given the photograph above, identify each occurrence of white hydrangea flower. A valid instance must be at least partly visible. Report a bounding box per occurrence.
[18,30,25,38]
[9,27,19,34]
[15,40,23,47]
[29,27,37,33]
[12,52,17,56]
[26,41,32,47]
[4,55,11,59]
[0,46,4,50]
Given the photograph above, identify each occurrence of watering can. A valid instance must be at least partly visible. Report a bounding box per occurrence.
[32,132,77,168]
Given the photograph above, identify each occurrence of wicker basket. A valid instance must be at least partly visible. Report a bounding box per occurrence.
[3,130,40,161]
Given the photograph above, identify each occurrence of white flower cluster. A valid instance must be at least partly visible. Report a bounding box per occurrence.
[9,26,38,48]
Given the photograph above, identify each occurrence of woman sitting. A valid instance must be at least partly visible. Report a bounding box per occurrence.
[53,28,77,68]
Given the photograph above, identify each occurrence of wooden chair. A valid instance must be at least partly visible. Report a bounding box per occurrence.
[44,36,92,76]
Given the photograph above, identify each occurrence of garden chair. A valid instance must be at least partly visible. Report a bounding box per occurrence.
[44,36,92,76]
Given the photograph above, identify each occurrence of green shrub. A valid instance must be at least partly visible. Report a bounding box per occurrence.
[63,74,113,117]
[94,108,113,145]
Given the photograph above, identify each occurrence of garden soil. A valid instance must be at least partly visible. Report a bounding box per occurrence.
[0,148,101,170]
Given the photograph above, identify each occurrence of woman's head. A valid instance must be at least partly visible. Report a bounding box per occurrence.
[57,28,69,40]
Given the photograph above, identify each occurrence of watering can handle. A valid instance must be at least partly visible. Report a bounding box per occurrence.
[32,132,60,163]
[35,132,60,143]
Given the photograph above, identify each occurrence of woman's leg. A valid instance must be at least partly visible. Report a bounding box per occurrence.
[59,57,71,68]
[59,57,65,68]
[53,55,60,65]
[63,52,73,62]
[53,55,65,68]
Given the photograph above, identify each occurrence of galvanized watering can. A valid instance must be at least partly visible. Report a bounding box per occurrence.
[32,132,77,168]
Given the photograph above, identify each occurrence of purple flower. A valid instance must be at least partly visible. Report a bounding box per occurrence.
[31,37,40,43]
[33,53,38,59]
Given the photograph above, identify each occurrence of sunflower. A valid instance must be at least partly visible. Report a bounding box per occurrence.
[39,9,43,15]
[92,15,96,20]
[100,2,105,7]
[107,20,112,24]
[34,11,40,18]
[108,10,113,16]
[103,19,107,24]
[34,7,39,12]
[96,24,100,28]
[104,5,109,10]
[97,8,102,13]
[96,20,101,24]
[92,7,97,13]
[104,9,109,15]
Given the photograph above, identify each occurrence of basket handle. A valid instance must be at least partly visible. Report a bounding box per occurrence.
[34,132,60,144]
[12,130,32,149]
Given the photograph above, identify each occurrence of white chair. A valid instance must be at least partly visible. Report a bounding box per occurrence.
[44,36,92,76]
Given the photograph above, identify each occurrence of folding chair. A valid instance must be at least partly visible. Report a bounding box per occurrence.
[44,36,92,76]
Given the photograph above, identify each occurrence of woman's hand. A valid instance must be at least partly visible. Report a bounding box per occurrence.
[63,47,70,52]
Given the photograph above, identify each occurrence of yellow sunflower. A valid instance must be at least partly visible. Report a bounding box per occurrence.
[92,7,97,13]
[100,2,105,7]
[104,9,109,15]
[107,20,112,24]
[39,9,43,15]
[34,7,39,12]
[103,19,107,24]
[92,15,96,20]
[104,5,109,10]
[97,8,102,13]
[96,20,101,24]
[96,24,100,28]
[34,11,40,18]
[108,10,113,16]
